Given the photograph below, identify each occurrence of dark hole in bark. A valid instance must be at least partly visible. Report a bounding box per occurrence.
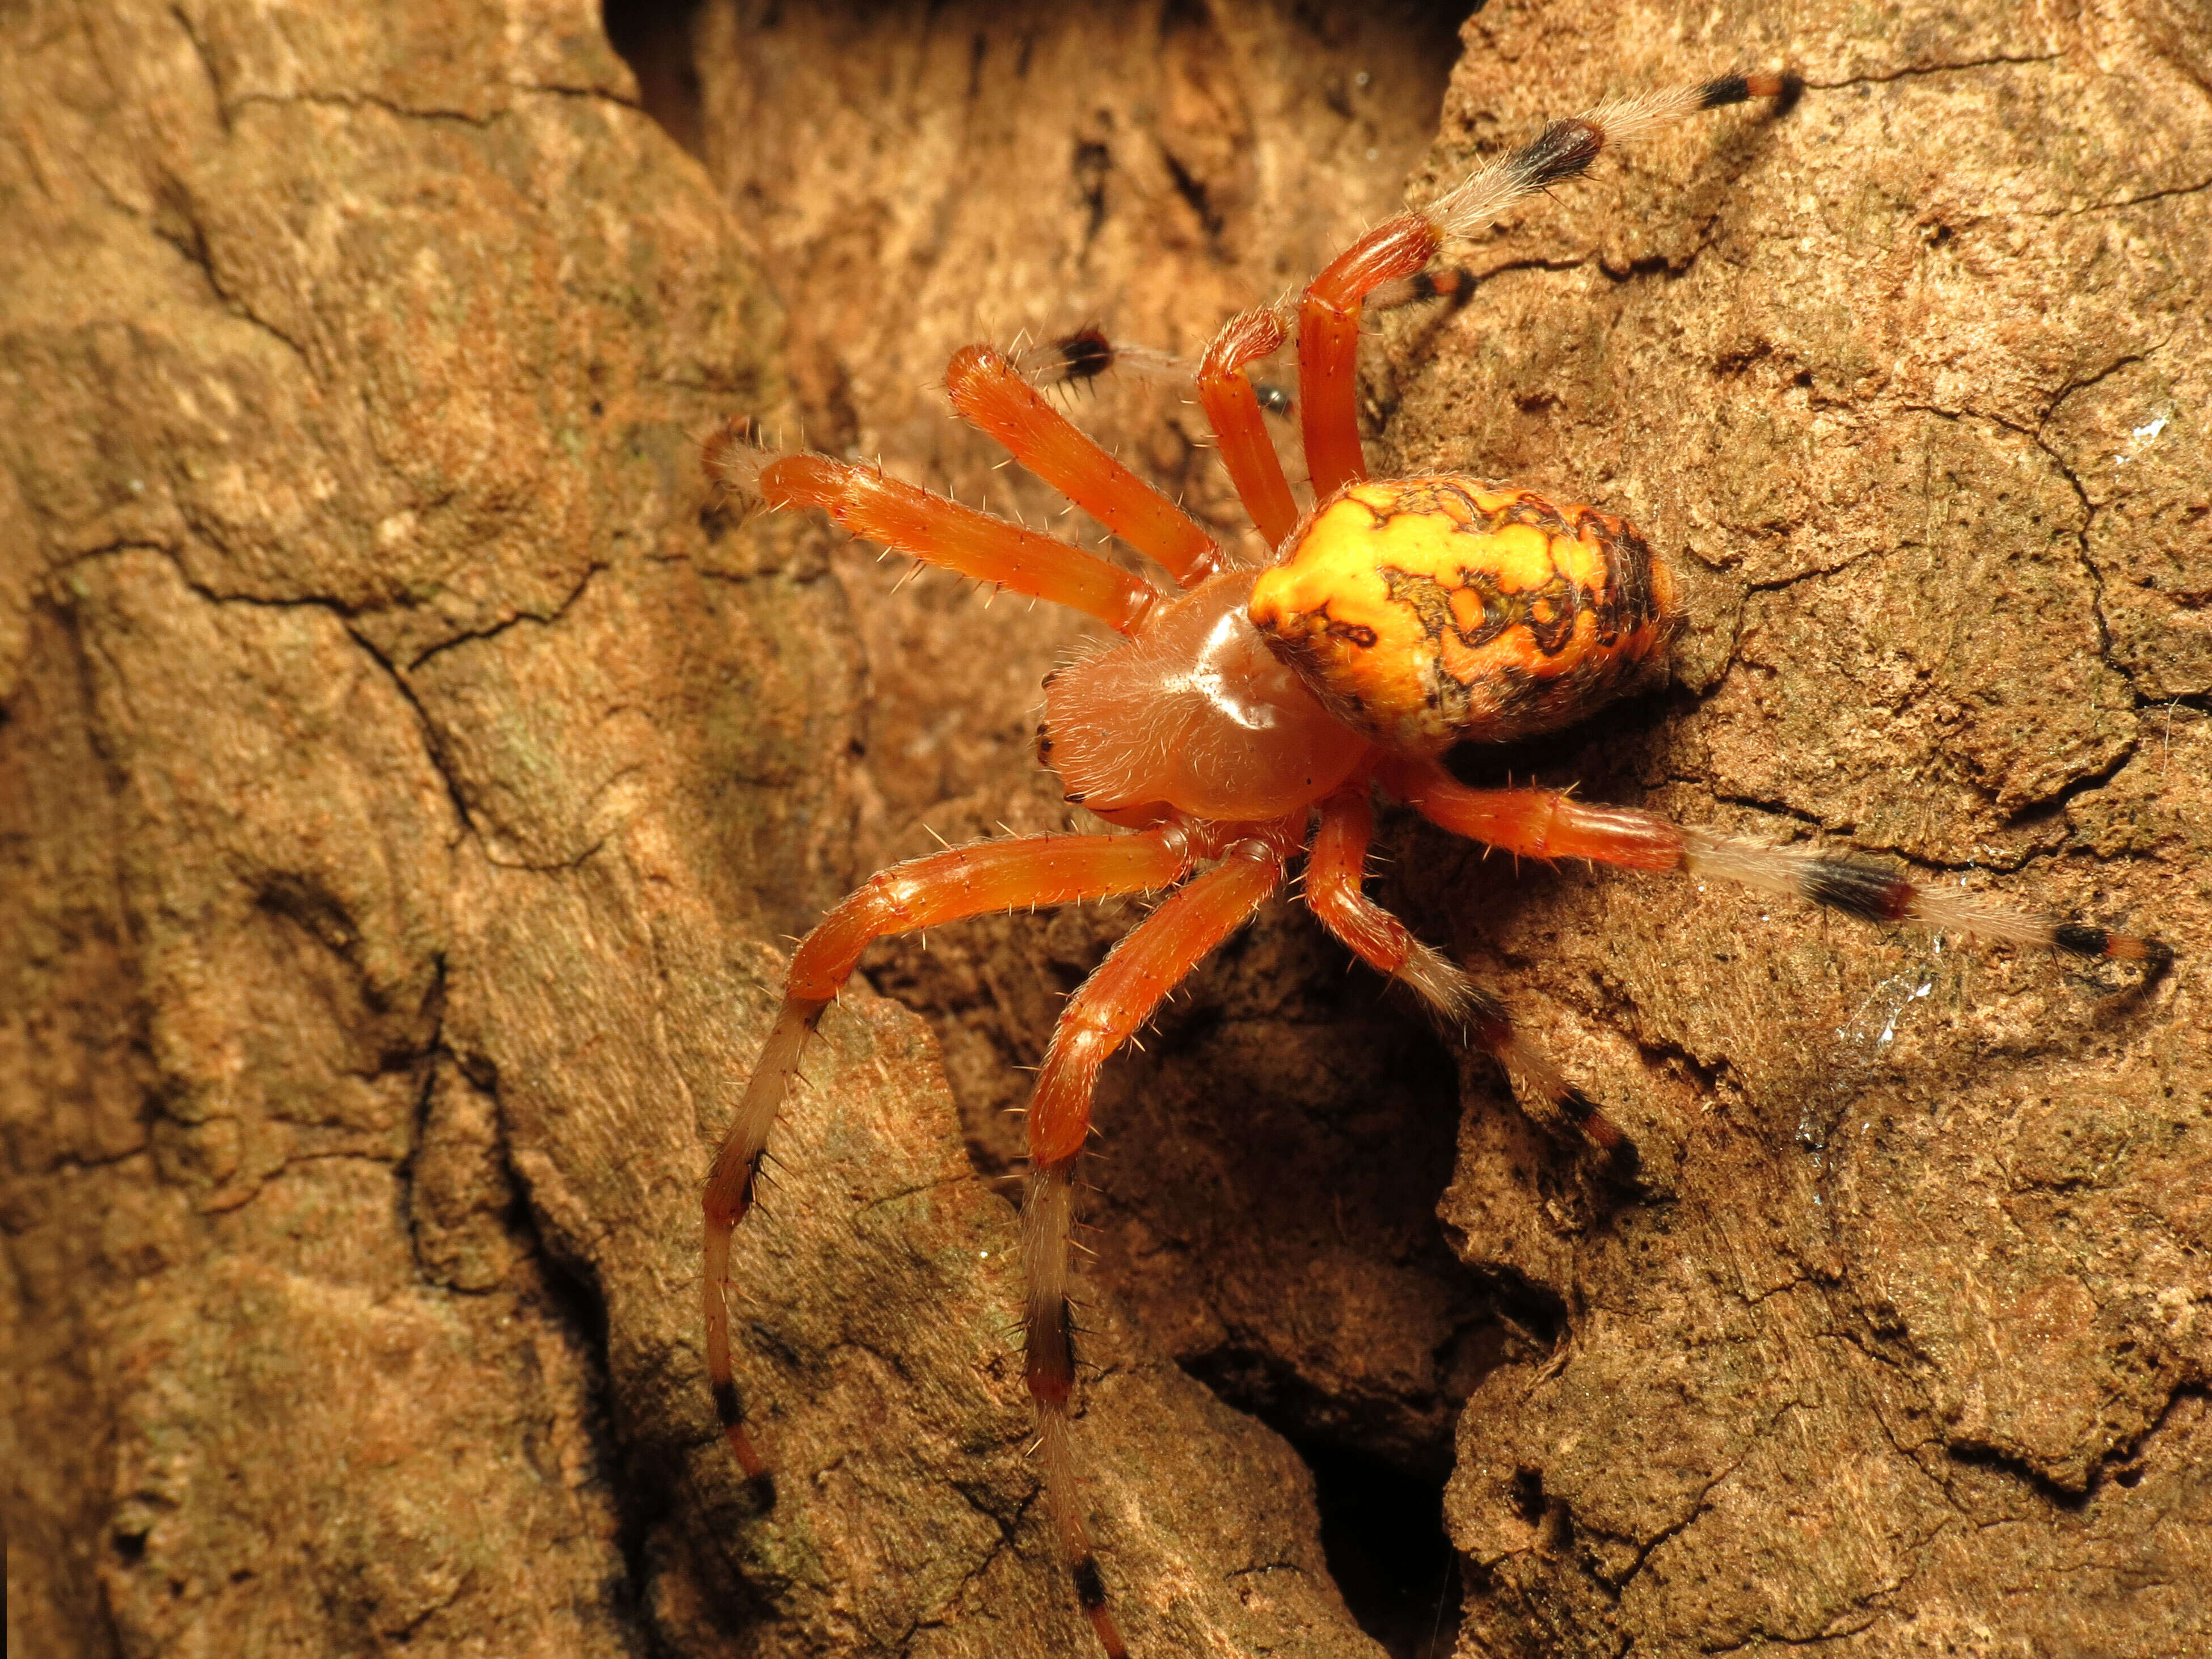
[1508,1463,1546,1522]
[1298,1437,1462,1659]
[1183,1333,1472,1656]
[602,0,707,158]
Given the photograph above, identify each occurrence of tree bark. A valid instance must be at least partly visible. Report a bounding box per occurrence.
[5,2,2207,1657]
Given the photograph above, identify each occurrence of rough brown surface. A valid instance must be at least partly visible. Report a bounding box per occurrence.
[6,3,2209,1659]
[2,1,1391,1656]
[1390,4,2212,1651]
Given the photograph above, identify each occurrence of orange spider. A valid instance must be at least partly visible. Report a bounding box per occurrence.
[699,71,2169,1656]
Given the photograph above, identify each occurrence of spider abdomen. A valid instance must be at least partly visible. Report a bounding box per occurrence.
[1248,477,1682,755]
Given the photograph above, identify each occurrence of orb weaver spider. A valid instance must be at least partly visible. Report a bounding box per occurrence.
[699,71,2170,1656]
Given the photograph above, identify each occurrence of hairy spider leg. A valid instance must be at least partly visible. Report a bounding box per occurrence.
[703,827,1201,1498]
[1013,327,1185,392]
[1307,784,1640,1176]
[1022,272,1467,458]
[1243,270,1472,423]
[1365,265,1478,312]
[769,450,1160,634]
[1296,216,1442,501]
[1379,758,2173,982]
[944,343,1225,588]
[1021,820,1303,1658]
[1197,307,1300,552]
[702,426,1163,634]
[1297,70,1801,501]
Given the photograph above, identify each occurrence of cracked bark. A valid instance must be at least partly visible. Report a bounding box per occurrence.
[6,1,1376,1655]
[1378,5,2212,1653]
[5,2,2209,1659]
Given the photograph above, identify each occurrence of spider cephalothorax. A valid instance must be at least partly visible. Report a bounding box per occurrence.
[698,70,2169,1656]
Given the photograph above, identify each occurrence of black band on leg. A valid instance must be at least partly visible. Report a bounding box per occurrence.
[1518,119,1607,189]
[712,1376,746,1430]
[1564,1086,1642,1183]
[1800,856,1916,925]
[1072,1556,1108,1610]
[711,1379,778,1508]
[1025,1295,1078,1408]
[2056,921,2176,986]
[1054,327,1115,386]
[2053,921,2110,958]
[1699,70,1804,112]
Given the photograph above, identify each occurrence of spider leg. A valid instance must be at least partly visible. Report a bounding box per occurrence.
[1296,70,1799,500]
[1239,275,1474,428]
[1295,214,1440,500]
[1379,757,2173,982]
[703,826,1201,1497]
[1197,307,1299,552]
[944,343,1225,589]
[1006,267,1478,558]
[703,421,1161,634]
[1365,264,1478,313]
[1011,327,1184,391]
[1021,820,1302,1658]
[1307,784,1639,1176]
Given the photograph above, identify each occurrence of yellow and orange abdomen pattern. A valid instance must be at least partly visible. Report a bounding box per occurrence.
[1248,478,1682,755]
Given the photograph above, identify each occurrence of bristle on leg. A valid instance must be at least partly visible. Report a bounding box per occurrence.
[1367,265,1477,313]
[1295,68,1796,496]
[700,415,783,513]
[1011,327,1187,391]
[1679,830,2174,986]
[1425,69,1800,239]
